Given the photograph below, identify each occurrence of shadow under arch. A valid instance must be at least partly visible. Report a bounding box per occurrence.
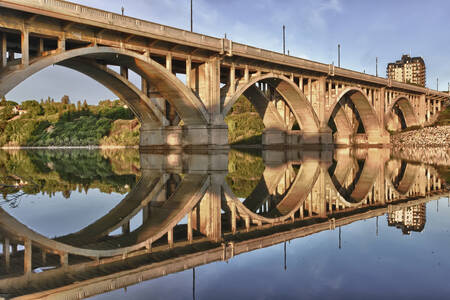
[326,87,385,143]
[385,96,419,131]
[0,46,209,127]
[222,73,320,133]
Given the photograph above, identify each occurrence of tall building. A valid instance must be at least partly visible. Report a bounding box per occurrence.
[387,54,426,87]
[387,204,426,235]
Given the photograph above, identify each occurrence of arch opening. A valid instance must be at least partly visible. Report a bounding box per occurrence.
[1,46,208,128]
[327,89,385,144]
[386,97,419,132]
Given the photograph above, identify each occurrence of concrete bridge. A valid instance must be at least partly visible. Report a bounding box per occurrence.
[0,149,447,298]
[0,0,449,149]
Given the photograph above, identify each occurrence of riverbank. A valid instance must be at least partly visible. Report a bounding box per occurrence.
[0,145,138,150]
[391,125,450,147]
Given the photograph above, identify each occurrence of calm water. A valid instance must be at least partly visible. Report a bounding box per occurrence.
[0,148,448,299]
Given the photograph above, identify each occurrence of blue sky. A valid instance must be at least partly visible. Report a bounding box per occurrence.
[7,0,450,103]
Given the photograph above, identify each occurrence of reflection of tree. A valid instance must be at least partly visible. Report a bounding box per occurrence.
[0,149,141,207]
[0,184,34,208]
[226,150,264,198]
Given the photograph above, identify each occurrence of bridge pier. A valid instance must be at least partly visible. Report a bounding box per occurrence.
[140,124,229,150]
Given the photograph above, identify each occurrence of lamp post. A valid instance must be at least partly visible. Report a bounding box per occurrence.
[338,44,341,67]
[190,0,193,32]
[282,25,286,55]
[376,57,378,77]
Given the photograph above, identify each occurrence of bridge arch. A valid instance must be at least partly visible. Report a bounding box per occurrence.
[385,96,419,131]
[223,73,320,133]
[0,46,209,126]
[327,87,385,144]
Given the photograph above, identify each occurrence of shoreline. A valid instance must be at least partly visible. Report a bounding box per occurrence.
[0,145,139,150]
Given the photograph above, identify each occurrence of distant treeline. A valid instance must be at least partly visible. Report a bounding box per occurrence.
[0,96,139,147]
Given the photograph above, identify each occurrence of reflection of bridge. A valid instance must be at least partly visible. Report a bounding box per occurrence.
[1,0,449,148]
[0,150,447,299]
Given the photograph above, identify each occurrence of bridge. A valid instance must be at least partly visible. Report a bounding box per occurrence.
[0,0,449,149]
[0,149,447,298]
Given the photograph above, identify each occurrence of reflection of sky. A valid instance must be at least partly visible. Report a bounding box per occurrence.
[2,189,124,237]
[92,196,450,300]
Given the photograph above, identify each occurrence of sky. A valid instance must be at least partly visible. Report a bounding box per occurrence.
[7,0,450,104]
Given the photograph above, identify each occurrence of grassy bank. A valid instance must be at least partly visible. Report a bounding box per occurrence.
[0,97,138,147]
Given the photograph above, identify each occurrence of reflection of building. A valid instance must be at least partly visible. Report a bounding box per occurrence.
[387,204,426,235]
[387,55,426,87]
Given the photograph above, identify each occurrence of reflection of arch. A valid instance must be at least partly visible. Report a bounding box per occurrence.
[56,171,165,246]
[0,46,208,126]
[241,164,288,212]
[387,161,419,195]
[223,73,320,132]
[0,173,209,258]
[328,153,379,203]
[386,96,419,131]
[224,160,320,224]
[327,87,383,140]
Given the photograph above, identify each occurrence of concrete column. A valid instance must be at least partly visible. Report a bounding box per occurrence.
[318,77,326,127]
[21,29,29,66]
[168,228,174,248]
[58,35,66,51]
[244,65,249,82]
[24,239,32,274]
[327,81,332,106]
[166,52,172,73]
[1,32,6,68]
[198,175,222,242]
[142,205,149,222]
[38,38,44,56]
[120,66,128,79]
[231,201,237,234]
[379,88,385,127]
[187,210,193,243]
[186,56,191,88]
[122,221,130,234]
[60,252,68,266]
[308,78,312,102]
[419,94,426,124]
[230,63,235,92]
[41,249,47,265]
[4,238,10,271]
[141,77,149,97]
[299,76,303,91]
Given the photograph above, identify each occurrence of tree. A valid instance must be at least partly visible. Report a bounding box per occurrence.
[61,95,70,105]
[0,96,6,106]
[82,100,89,110]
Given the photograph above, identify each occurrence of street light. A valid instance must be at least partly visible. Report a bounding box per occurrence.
[190,0,193,32]
[338,44,340,67]
[282,25,286,55]
[376,57,378,77]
